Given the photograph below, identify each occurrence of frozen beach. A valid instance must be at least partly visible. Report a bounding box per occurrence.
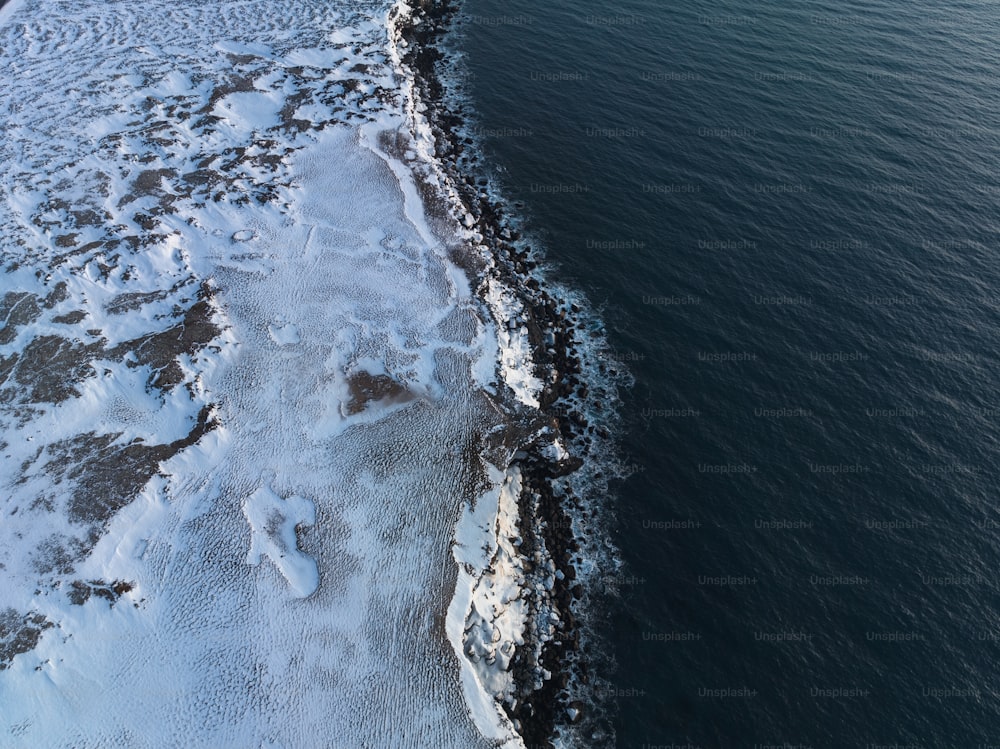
[0,0,566,745]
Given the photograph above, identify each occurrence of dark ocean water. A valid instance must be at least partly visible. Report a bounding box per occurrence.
[458,0,1000,746]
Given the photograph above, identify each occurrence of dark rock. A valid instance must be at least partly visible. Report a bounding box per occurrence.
[0,609,53,671]
[12,335,104,403]
[106,285,220,392]
[0,291,41,345]
[68,579,135,606]
[55,404,217,527]
[52,310,87,325]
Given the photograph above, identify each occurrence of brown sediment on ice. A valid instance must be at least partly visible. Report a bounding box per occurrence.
[342,370,417,415]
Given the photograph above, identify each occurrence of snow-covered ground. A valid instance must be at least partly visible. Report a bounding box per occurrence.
[0,1,542,745]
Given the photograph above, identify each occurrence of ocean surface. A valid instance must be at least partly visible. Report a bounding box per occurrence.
[3,0,1000,745]
[458,0,1000,745]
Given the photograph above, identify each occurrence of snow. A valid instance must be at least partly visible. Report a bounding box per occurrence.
[267,322,300,346]
[449,466,530,705]
[545,438,570,462]
[0,0,25,25]
[0,0,545,746]
[242,486,319,599]
[484,279,545,409]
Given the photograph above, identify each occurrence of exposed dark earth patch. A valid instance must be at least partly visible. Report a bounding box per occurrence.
[9,335,105,404]
[106,284,220,392]
[52,310,87,325]
[42,282,69,309]
[105,279,191,315]
[0,609,53,671]
[0,283,221,404]
[44,403,217,528]
[0,291,41,345]
[31,535,89,576]
[67,579,135,607]
[0,353,17,388]
[343,370,416,415]
[117,168,179,208]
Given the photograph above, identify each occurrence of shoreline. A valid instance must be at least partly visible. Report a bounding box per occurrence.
[391,1,627,745]
[0,0,619,743]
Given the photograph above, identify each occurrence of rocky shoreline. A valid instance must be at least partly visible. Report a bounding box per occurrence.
[394,1,624,745]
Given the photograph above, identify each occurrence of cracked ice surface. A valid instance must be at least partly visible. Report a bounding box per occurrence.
[0,0,522,746]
